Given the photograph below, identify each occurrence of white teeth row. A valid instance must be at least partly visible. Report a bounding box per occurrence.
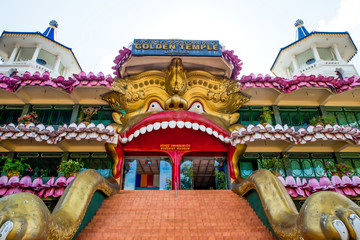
[120,121,230,144]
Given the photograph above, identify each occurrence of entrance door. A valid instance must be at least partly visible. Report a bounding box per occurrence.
[123,157,172,190]
[180,157,227,190]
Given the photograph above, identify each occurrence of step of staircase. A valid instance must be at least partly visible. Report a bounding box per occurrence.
[77,190,275,239]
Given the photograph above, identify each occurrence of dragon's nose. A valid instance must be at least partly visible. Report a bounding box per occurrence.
[164,95,188,110]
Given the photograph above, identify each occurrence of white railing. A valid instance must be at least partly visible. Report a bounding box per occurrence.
[34,63,53,73]
[297,60,356,76]
[324,61,340,65]
[0,60,53,74]
[11,60,30,65]
[299,62,317,73]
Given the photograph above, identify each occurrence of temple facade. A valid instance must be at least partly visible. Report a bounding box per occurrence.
[0,20,359,239]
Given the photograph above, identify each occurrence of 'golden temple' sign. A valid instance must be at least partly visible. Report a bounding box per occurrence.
[160,144,191,151]
[132,39,221,56]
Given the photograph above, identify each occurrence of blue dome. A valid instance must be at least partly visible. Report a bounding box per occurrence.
[43,20,58,41]
[295,19,309,40]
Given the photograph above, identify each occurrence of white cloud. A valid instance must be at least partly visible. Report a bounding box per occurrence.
[317,0,360,70]
[317,0,360,41]
[99,54,116,75]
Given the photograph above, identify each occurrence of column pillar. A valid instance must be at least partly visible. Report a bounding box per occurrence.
[7,152,15,161]
[21,104,31,117]
[53,55,61,72]
[70,104,80,123]
[168,151,184,190]
[311,44,321,61]
[272,105,282,125]
[62,152,69,161]
[334,152,342,164]
[292,56,299,72]
[62,67,67,78]
[31,44,41,62]
[8,44,20,62]
[319,105,328,118]
[332,44,345,63]
[113,145,124,182]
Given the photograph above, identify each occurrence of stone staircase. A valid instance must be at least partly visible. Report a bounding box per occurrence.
[76,190,275,239]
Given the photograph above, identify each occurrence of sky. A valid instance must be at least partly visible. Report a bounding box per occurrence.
[1,0,360,77]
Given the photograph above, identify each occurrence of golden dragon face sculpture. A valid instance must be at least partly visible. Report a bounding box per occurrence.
[102,58,249,134]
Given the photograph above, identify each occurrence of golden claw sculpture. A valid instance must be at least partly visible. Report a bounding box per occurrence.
[232,169,360,240]
[0,169,119,240]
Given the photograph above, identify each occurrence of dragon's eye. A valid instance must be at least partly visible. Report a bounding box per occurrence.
[147,101,164,112]
[188,101,205,113]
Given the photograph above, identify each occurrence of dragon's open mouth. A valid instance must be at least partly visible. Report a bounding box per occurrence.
[119,111,231,145]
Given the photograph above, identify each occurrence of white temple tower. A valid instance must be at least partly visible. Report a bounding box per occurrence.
[0,20,81,78]
[271,19,358,79]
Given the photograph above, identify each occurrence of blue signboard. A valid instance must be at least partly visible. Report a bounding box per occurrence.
[124,160,137,190]
[159,160,172,190]
[180,160,193,190]
[132,39,222,57]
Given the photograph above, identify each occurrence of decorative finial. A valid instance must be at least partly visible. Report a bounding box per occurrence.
[43,20,58,41]
[49,20,58,28]
[294,19,304,28]
[294,19,309,40]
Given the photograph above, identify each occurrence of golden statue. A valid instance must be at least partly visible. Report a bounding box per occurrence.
[0,170,119,240]
[233,169,360,239]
